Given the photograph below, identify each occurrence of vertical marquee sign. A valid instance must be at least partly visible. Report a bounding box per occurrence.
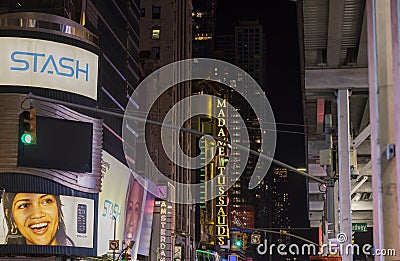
[150,199,172,261]
[215,98,229,246]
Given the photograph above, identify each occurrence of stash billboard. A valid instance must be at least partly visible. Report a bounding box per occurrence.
[98,151,153,259]
[0,37,98,100]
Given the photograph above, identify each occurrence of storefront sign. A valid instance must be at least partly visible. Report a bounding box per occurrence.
[0,37,98,100]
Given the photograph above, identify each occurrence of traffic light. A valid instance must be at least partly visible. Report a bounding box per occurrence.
[251,233,261,244]
[234,233,243,248]
[121,251,131,261]
[19,109,36,145]
[242,233,248,250]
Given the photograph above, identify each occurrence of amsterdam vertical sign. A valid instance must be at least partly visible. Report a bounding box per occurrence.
[215,98,229,246]
[150,199,172,261]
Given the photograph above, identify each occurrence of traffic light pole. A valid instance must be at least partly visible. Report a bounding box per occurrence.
[25,93,325,185]
[243,227,319,246]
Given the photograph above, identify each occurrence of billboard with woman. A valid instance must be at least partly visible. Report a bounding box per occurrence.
[0,192,94,247]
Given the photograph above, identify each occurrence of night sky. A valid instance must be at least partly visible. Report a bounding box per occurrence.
[216,0,305,166]
[215,0,309,226]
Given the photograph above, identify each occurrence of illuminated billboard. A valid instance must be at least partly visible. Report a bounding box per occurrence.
[0,193,94,248]
[98,150,153,259]
[0,37,98,100]
[137,192,155,256]
[98,151,131,256]
[215,98,229,246]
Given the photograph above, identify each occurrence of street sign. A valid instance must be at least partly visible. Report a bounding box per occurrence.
[228,255,238,261]
[109,239,119,250]
[352,223,367,232]
[250,233,261,244]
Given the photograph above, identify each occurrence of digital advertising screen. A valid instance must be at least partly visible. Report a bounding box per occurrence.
[97,151,131,256]
[0,37,98,100]
[98,150,155,259]
[137,191,155,256]
[0,193,94,247]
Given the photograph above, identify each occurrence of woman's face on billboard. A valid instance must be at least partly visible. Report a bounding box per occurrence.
[124,181,143,242]
[11,193,59,245]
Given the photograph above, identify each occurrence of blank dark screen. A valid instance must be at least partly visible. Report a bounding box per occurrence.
[18,116,93,173]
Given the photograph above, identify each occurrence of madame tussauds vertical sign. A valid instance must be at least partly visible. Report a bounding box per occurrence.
[215,98,229,246]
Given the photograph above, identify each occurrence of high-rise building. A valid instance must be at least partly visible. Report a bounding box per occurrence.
[192,0,216,57]
[139,1,195,260]
[235,20,266,89]
[214,34,235,64]
[192,14,271,259]
[269,166,291,229]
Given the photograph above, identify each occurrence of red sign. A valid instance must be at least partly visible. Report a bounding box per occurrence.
[109,240,119,250]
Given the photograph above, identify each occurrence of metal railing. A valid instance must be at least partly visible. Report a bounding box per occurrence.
[0,12,98,46]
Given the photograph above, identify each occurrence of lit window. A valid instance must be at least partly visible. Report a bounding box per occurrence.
[152,26,160,39]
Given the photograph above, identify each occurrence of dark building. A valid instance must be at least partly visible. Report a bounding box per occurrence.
[192,0,216,57]
[0,0,143,259]
[139,0,195,260]
[214,34,235,64]
[0,0,142,164]
[269,166,291,229]
[235,20,266,89]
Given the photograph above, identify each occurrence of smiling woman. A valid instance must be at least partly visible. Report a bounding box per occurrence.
[2,192,74,246]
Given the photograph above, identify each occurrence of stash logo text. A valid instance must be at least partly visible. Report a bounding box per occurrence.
[10,51,89,81]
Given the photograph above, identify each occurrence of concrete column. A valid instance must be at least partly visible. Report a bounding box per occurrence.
[337,89,352,261]
[391,0,400,257]
[367,0,400,260]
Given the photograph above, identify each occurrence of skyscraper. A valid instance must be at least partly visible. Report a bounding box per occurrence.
[192,0,216,57]
[235,20,266,89]
[139,1,195,260]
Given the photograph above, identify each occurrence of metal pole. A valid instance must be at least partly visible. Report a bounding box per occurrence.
[25,93,325,184]
[366,1,385,259]
[113,215,117,260]
[324,113,336,244]
[337,89,352,261]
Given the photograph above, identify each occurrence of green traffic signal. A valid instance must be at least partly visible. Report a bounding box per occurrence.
[235,240,242,247]
[21,133,34,144]
[19,109,37,145]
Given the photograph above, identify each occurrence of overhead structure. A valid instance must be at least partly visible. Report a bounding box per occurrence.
[299,1,400,260]
[297,0,371,257]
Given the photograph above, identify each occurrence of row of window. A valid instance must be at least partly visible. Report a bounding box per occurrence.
[141,6,160,19]
[237,29,261,33]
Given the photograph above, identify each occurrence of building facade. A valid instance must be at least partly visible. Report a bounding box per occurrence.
[139,0,195,260]
[0,0,150,260]
[192,0,216,58]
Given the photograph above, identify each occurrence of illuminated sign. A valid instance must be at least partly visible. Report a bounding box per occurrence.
[159,201,168,260]
[151,200,172,261]
[97,151,131,256]
[0,37,98,100]
[98,151,152,260]
[215,98,229,246]
[0,192,94,247]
